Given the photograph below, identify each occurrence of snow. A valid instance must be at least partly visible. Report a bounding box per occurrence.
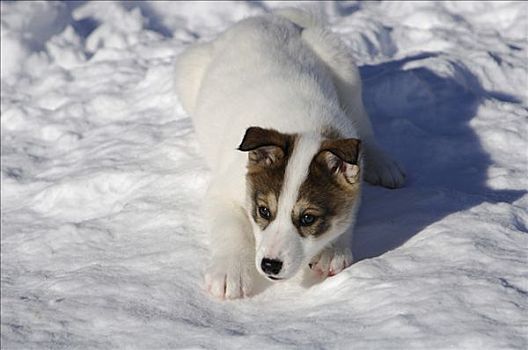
[1,1,527,349]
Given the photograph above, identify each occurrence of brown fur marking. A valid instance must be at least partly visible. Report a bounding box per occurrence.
[294,138,361,237]
[239,127,361,237]
[238,127,297,230]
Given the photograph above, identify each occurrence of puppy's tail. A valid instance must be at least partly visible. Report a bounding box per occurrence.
[275,7,324,29]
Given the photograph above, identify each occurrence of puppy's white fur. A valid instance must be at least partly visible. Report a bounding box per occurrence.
[175,9,404,299]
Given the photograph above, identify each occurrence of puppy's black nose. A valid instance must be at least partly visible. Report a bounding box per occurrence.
[261,258,283,275]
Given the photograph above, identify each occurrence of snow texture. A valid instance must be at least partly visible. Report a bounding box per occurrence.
[1,1,527,349]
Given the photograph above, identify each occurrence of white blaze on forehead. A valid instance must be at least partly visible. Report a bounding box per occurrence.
[276,133,322,225]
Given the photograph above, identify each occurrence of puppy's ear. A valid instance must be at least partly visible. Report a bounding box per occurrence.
[238,127,293,168]
[318,138,361,186]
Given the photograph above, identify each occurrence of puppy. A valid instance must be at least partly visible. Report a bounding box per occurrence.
[175,9,405,299]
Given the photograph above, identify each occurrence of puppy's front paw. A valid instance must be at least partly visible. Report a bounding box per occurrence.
[309,245,353,278]
[205,255,258,300]
[364,148,406,189]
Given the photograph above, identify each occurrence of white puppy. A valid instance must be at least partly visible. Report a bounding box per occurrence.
[175,9,405,299]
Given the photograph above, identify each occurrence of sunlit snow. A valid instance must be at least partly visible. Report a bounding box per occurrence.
[1,1,527,349]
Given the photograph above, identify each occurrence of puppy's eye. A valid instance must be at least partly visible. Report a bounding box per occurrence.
[300,214,316,226]
[258,206,271,220]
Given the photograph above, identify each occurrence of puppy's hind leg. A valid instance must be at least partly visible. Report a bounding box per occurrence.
[174,42,213,115]
[302,28,406,189]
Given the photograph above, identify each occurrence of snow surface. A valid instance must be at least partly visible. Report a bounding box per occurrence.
[1,1,527,349]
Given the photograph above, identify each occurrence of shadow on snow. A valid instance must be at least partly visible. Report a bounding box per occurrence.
[352,53,525,261]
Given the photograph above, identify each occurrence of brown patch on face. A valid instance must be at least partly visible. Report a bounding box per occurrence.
[252,192,278,230]
[238,127,297,229]
[293,137,362,237]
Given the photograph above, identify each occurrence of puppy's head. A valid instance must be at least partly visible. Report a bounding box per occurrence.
[238,127,362,281]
